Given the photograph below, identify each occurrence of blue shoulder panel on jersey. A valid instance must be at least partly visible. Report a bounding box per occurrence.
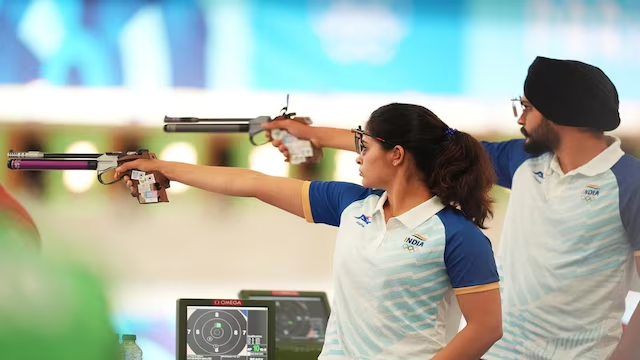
[307,181,375,227]
[439,208,499,288]
[611,154,640,252]
[481,139,536,189]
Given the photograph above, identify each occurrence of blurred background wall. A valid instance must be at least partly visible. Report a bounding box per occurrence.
[1,0,639,358]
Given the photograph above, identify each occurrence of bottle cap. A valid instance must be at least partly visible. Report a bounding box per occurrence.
[122,334,137,341]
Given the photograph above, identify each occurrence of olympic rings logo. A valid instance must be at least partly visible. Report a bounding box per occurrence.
[402,243,415,252]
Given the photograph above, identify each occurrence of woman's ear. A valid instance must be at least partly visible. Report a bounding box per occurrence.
[391,146,405,167]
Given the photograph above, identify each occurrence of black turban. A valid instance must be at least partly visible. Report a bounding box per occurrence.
[523,56,620,131]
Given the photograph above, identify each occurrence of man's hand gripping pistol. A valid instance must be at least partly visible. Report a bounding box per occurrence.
[7,149,170,204]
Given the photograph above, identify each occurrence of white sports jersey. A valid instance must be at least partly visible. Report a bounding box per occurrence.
[301,181,500,359]
[482,137,640,360]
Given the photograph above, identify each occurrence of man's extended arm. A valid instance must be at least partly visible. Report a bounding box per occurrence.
[305,126,354,152]
[263,120,532,189]
[263,121,355,158]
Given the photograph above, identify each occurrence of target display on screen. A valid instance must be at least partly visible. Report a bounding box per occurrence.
[238,291,330,345]
[177,299,275,360]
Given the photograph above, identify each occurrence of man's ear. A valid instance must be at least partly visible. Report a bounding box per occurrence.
[391,146,405,167]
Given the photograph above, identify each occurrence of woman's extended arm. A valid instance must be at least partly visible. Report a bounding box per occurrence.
[116,160,307,218]
[432,289,503,360]
[261,120,356,154]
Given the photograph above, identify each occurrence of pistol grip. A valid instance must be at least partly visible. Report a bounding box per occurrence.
[122,151,171,204]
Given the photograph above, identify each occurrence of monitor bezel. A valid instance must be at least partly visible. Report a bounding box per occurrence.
[176,298,276,360]
[237,290,331,348]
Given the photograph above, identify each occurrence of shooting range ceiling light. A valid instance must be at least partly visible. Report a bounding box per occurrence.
[159,142,198,194]
[249,146,289,177]
[333,150,361,184]
[62,141,99,193]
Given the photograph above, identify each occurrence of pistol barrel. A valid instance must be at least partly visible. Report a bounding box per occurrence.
[8,151,102,159]
[8,159,98,170]
[164,123,250,133]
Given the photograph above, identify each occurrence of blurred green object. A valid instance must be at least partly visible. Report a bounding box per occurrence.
[0,214,119,360]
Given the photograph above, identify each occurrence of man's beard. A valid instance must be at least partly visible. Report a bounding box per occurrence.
[521,119,559,155]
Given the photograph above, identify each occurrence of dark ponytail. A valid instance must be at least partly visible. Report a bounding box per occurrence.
[428,131,495,228]
[367,103,496,228]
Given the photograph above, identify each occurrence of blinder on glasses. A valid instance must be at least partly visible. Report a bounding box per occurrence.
[511,96,525,118]
[350,126,397,154]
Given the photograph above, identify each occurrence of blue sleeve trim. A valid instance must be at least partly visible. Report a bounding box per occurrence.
[482,139,535,189]
[611,155,640,252]
[308,181,372,227]
[440,208,499,288]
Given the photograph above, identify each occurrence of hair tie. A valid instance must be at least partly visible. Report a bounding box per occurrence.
[445,127,457,139]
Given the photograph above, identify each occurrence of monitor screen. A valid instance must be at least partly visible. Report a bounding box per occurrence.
[238,291,330,345]
[176,299,276,360]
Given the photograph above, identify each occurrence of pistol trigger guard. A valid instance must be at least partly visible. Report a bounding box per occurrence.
[249,134,262,146]
[97,166,120,185]
[248,116,272,146]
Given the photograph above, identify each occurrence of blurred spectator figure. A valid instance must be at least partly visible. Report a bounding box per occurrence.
[0,184,40,250]
[0,212,119,360]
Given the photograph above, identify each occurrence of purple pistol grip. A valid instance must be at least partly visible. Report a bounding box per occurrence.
[8,159,92,170]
